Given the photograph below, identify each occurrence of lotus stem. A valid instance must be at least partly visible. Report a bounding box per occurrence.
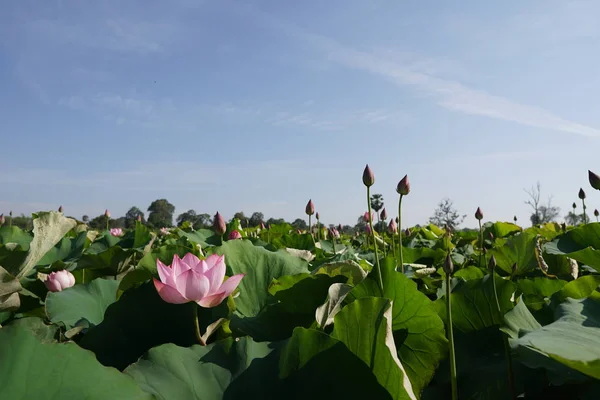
[445,268,458,400]
[367,186,383,293]
[193,304,206,346]
[582,199,587,224]
[398,195,404,272]
[478,219,483,267]
[391,233,397,259]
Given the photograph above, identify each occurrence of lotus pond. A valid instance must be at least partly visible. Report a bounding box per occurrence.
[1,204,600,399]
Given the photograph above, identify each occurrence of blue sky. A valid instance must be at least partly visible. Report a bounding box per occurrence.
[1,0,600,229]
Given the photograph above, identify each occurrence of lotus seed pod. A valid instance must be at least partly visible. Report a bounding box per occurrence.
[305,199,315,216]
[396,175,410,195]
[475,207,483,220]
[362,164,375,187]
[578,188,586,200]
[443,254,454,275]
[589,170,600,190]
[213,212,226,236]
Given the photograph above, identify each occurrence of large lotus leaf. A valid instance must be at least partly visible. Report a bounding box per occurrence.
[118,221,153,249]
[76,246,136,276]
[4,316,58,343]
[177,228,218,247]
[78,282,206,370]
[527,223,563,240]
[278,327,393,399]
[503,297,600,381]
[434,274,516,333]
[484,222,522,238]
[0,225,32,249]
[14,212,77,278]
[516,277,567,311]
[0,265,22,312]
[545,223,600,272]
[270,233,315,251]
[347,258,447,395]
[0,244,28,275]
[311,260,367,285]
[487,232,538,275]
[555,275,600,302]
[136,244,194,274]
[45,278,119,329]
[402,247,447,266]
[213,240,309,317]
[36,230,88,266]
[0,325,152,399]
[268,273,346,314]
[125,337,278,400]
[331,297,417,399]
[315,283,353,328]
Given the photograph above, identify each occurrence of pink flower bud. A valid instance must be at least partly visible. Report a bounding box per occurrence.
[513,215,517,223]
[228,230,242,240]
[305,199,315,216]
[579,188,586,200]
[595,209,599,217]
[260,222,266,230]
[44,270,76,292]
[365,225,372,234]
[58,205,63,213]
[137,215,142,222]
[160,227,169,235]
[213,212,226,235]
[362,164,375,187]
[105,209,111,218]
[363,211,374,222]
[110,228,123,237]
[316,212,320,220]
[0,214,4,225]
[405,228,411,236]
[396,175,410,195]
[380,208,387,220]
[475,207,483,220]
[388,218,397,233]
[443,254,454,275]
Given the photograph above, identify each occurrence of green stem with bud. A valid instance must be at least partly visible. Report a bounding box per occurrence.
[367,186,383,293]
[445,269,458,400]
[398,195,404,273]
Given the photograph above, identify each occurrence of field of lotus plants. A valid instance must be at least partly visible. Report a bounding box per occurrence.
[1,167,600,399]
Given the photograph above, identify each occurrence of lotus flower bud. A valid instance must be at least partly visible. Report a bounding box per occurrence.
[338,224,343,231]
[589,170,600,191]
[579,188,586,200]
[513,215,517,223]
[228,230,242,240]
[488,255,497,272]
[443,254,454,275]
[260,222,266,230]
[595,209,599,217]
[213,212,226,235]
[561,222,567,232]
[137,215,142,222]
[329,227,340,239]
[380,208,387,220]
[395,217,399,223]
[316,212,320,220]
[388,218,397,233]
[396,174,410,195]
[109,228,123,237]
[44,270,76,292]
[160,227,169,235]
[405,228,411,236]
[362,164,375,187]
[305,199,315,216]
[363,211,373,222]
[105,209,111,218]
[572,202,577,209]
[9,211,12,217]
[475,207,483,220]
[365,225,372,234]
[0,214,4,225]
[58,205,63,213]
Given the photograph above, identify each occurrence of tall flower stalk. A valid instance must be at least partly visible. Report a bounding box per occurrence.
[475,207,484,267]
[305,199,315,236]
[380,208,388,257]
[363,165,383,292]
[579,188,587,224]
[396,175,410,273]
[389,218,397,259]
[444,253,458,400]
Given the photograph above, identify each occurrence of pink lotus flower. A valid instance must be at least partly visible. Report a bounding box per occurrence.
[110,228,123,237]
[363,211,374,222]
[44,270,76,292]
[160,227,169,235]
[228,230,242,240]
[153,253,245,308]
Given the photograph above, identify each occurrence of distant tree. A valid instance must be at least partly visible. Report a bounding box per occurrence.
[232,212,248,228]
[112,217,126,229]
[370,194,384,215]
[524,182,560,225]
[82,215,89,223]
[248,212,264,227]
[88,214,109,230]
[195,213,212,228]
[124,206,145,228]
[291,218,308,230]
[147,199,175,228]
[10,214,33,230]
[429,198,466,230]
[565,211,589,226]
[266,217,286,226]
[177,209,198,227]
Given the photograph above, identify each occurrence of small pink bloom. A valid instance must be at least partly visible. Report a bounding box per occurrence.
[160,227,169,235]
[228,230,242,240]
[388,219,398,234]
[110,228,123,237]
[363,211,374,222]
[153,253,245,308]
[44,270,76,292]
